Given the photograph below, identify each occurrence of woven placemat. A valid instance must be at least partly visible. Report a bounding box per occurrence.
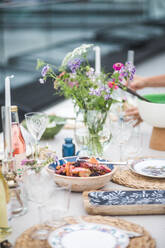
[112,168,165,189]
[14,215,155,248]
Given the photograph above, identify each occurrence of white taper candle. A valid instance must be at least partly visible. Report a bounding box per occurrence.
[5,75,14,159]
[127,50,134,65]
[93,46,101,75]
[127,50,134,87]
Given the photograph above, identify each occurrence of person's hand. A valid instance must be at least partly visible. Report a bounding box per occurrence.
[127,75,147,90]
[125,106,143,126]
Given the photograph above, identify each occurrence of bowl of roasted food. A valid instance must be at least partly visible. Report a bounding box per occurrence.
[47,156,116,192]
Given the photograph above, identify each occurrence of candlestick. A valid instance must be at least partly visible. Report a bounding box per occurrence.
[4,75,14,159]
[93,46,101,75]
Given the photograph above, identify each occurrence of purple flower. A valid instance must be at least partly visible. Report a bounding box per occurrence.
[41,64,50,77]
[68,58,81,73]
[53,155,59,164]
[95,89,102,96]
[86,67,95,77]
[104,94,111,100]
[89,86,111,98]
[21,159,35,166]
[89,88,96,95]
[105,88,110,93]
[124,62,136,81]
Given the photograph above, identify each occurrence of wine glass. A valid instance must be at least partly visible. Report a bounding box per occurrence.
[25,112,48,162]
[23,167,55,240]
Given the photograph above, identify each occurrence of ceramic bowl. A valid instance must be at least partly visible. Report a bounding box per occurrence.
[46,156,116,192]
[137,99,165,128]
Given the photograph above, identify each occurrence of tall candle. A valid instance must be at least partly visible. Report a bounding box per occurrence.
[127,50,134,65]
[5,75,14,159]
[127,50,134,87]
[93,46,101,75]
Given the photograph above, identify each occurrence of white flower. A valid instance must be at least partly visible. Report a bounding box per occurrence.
[62,44,93,67]
[39,78,45,84]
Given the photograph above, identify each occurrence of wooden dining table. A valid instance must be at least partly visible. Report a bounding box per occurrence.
[7,99,165,247]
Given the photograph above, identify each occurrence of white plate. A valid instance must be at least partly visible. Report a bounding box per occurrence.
[48,223,129,248]
[130,158,165,178]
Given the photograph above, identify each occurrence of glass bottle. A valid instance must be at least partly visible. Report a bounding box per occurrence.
[0,168,12,242]
[62,138,75,157]
[11,106,26,159]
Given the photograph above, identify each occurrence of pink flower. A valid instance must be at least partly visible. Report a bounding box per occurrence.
[108,81,118,90]
[108,81,114,88]
[113,63,124,71]
[68,81,78,88]
[58,71,66,78]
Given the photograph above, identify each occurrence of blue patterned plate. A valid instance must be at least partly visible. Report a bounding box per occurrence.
[48,223,129,248]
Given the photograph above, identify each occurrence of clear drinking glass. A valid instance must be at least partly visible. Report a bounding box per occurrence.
[24,112,48,162]
[23,168,55,240]
[110,109,134,162]
[44,184,71,228]
[124,124,143,162]
[10,182,28,217]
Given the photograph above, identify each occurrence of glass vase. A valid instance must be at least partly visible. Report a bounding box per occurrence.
[74,108,111,157]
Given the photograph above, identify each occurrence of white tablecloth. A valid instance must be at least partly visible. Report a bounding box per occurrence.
[9,100,165,247]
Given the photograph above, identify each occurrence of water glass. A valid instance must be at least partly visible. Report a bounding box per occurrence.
[123,124,143,162]
[110,111,134,161]
[44,184,71,228]
[23,168,55,240]
[10,183,28,217]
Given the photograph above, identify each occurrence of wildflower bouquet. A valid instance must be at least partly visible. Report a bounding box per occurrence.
[37,44,135,155]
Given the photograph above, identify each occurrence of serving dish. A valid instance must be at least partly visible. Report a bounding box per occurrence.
[137,97,165,128]
[130,158,165,178]
[48,223,129,248]
[47,156,116,192]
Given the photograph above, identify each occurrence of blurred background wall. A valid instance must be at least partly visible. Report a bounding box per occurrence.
[0,0,165,130]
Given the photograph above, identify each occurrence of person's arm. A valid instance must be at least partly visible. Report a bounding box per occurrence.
[129,75,165,90]
[125,107,143,126]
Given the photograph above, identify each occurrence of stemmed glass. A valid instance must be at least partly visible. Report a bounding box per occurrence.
[25,112,48,162]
